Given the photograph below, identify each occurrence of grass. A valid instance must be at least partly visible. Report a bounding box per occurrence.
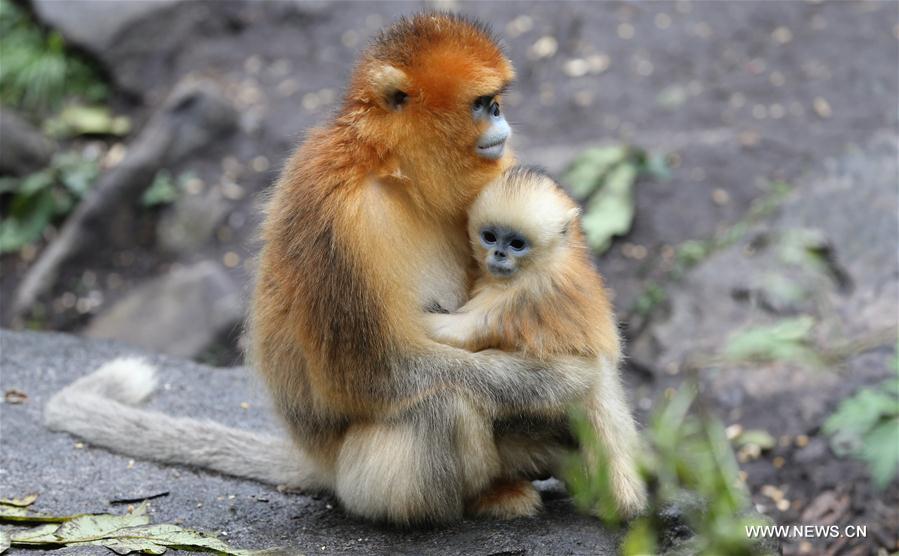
[566,383,770,555]
[0,0,107,115]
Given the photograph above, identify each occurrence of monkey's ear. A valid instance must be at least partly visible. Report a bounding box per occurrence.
[368,64,410,111]
[561,207,582,235]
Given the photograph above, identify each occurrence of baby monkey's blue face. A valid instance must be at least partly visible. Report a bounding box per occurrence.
[478,225,531,277]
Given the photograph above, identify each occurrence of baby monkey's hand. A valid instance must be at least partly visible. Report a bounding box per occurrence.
[424,312,476,350]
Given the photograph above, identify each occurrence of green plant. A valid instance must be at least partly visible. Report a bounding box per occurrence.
[723,316,823,367]
[566,384,769,555]
[823,345,899,488]
[141,170,196,207]
[0,0,107,114]
[0,151,99,253]
[634,280,667,317]
[561,145,669,254]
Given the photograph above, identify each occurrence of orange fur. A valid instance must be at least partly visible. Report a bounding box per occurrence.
[248,14,602,525]
[251,13,514,418]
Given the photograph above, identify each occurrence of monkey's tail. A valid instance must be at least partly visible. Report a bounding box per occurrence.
[44,357,330,491]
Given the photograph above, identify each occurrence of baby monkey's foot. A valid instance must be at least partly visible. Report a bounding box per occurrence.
[468,479,542,519]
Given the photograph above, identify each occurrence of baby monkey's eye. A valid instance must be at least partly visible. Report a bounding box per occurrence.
[481,230,497,244]
[509,238,528,251]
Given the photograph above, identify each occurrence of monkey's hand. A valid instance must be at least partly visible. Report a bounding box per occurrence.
[424,312,477,350]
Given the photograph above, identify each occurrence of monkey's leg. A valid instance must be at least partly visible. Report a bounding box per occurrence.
[468,479,541,519]
[334,393,498,525]
[467,416,574,519]
[581,358,647,518]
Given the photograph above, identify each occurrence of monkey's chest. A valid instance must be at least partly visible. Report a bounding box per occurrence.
[413,235,470,313]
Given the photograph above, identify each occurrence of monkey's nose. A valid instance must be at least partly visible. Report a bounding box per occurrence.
[494,251,506,260]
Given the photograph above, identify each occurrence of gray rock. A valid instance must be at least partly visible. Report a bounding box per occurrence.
[32,0,181,55]
[85,261,243,358]
[0,329,623,554]
[157,189,231,255]
[0,108,55,176]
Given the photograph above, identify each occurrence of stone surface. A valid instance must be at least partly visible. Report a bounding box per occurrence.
[1,330,622,555]
[0,108,55,176]
[157,189,231,255]
[648,132,898,371]
[85,261,243,358]
[32,0,182,55]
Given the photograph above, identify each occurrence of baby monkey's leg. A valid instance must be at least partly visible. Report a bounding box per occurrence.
[469,416,576,519]
[582,357,647,518]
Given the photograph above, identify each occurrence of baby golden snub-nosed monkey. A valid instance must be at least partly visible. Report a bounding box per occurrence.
[46,14,608,526]
[425,166,648,518]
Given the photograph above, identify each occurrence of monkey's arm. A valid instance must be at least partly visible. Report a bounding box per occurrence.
[423,310,494,351]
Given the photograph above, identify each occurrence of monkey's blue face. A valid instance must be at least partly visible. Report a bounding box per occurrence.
[472,95,511,160]
[479,225,530,277]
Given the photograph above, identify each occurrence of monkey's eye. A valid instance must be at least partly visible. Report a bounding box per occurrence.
[389,90,408,110]
[509,237,528,252]
[480,230,497,244]
[472,95,493,113]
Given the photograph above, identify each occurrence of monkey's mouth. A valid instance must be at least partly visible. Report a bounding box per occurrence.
[487,261,515,277]
[476,138,506,160]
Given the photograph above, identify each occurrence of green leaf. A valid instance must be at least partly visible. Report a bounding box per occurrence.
[141,170,179,207]
[732,429,776,451]
[55,151,99,196]
[0,504,91,524]
[621,517,657,556]
[0,188,55,253]
[639,151,672,180]
[824,389,898,437]
[0,0,107,115]
[0,494,37,507]
[0,529,9,553]
[9,524,61,544]
[51,507,151,542]
[114,524,251,554]
[44,104,130,137]
[4,502,255,554]
[81,537,169,554]
[863,417,899,488]
[580,161,637,254]
[17,170,54,196]
[724,316,823,366]
[776,228,830,272]
[562,145,630,200]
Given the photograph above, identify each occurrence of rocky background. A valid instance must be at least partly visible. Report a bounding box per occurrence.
[1,1,897,554]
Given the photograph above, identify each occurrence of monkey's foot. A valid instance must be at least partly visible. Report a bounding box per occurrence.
[468,479,542,519]
[610,466,649,519]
